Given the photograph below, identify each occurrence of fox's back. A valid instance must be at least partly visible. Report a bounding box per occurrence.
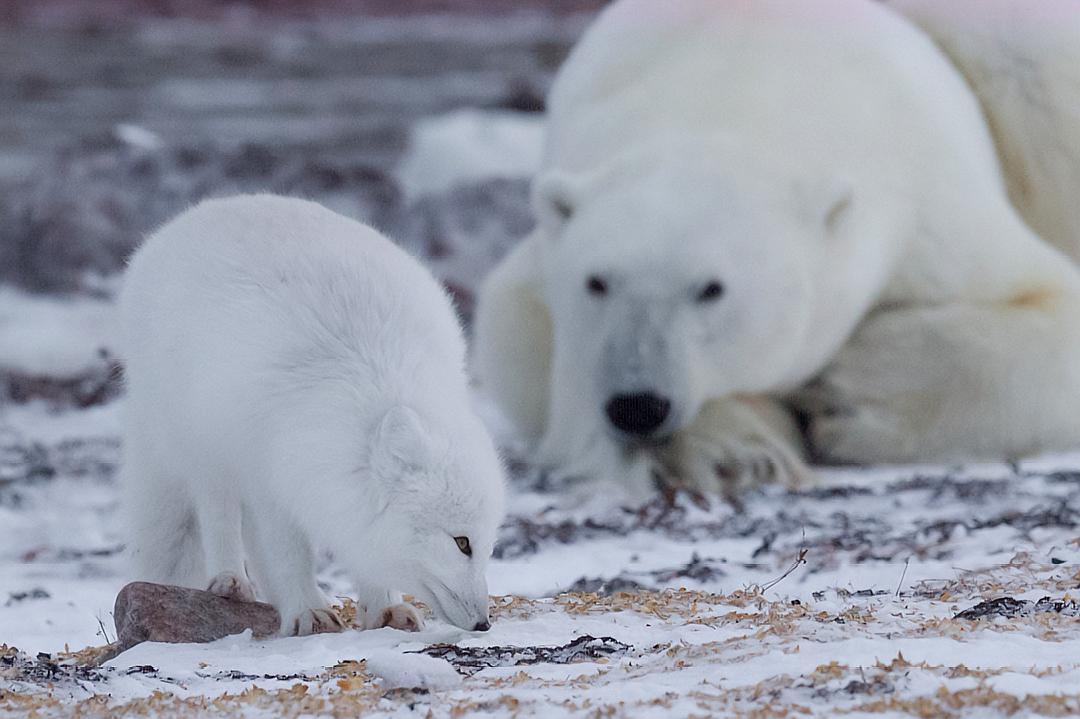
[120,194,465,468]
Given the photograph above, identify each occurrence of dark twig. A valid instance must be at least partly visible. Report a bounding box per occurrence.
[760,547,808,592]
[95,614,113,645]
[895,556,911,597]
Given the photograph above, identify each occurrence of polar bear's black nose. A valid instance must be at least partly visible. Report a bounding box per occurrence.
[606,393,671,436]
[473,620,491,632]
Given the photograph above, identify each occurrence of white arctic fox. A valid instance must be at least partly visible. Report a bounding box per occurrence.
[119,194,505,635]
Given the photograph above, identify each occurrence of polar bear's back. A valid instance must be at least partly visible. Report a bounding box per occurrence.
[120,195,465,463]
[543,0,1003,199]
[887,0,1080,264]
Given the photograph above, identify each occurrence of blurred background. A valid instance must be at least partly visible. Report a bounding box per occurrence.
[0,0,604,410]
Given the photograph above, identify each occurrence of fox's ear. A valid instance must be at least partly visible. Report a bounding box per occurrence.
[533,171,583,238]
[375,406,434,473]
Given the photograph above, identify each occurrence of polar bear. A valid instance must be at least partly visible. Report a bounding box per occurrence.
[473,0,1080,499]
[120,195,505,634]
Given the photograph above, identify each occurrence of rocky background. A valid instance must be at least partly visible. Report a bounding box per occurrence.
[0,0,600,409]
[0,0,605,306]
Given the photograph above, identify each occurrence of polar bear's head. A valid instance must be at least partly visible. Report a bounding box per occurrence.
[534,138,852,443]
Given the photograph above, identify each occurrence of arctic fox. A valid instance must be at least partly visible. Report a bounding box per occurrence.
[119,194,505,635]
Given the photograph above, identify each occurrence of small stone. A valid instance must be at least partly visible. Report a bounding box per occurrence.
[113,582,280,652]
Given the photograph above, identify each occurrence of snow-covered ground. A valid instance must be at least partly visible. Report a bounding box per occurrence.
[4,4,1080,717]
[4,291,1080,717]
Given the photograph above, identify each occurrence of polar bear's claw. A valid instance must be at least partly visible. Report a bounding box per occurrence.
[657,433,813,504]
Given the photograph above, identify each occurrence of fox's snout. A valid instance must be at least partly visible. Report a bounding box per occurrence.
[443,602,490,632]
[457,595,491,632]
[421,577,492,631]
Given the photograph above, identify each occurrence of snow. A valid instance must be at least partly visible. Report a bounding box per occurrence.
[4,342,1080,716]
[102,628,466,694]
[112,125,164,152]
[362,650,463,690]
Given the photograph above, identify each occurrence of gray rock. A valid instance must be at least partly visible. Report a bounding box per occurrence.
[113,581,280,651]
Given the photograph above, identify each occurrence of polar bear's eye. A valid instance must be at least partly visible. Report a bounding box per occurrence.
[697,281,725,303]
[454,536,472,557]
[586,275,609,297]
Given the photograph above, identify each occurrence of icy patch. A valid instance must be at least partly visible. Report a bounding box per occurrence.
[364,649,462,690]
[396,109,544,200]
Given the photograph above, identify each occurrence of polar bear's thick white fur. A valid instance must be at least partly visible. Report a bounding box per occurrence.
[473,0,1080,499]
[121,195,505,634]
[888,0,1080,263]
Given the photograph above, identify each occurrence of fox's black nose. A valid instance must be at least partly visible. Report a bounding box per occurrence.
[605,392,671,436]
[473,620,491,632]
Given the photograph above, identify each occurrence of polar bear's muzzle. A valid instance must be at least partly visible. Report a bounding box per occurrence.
[600,304,688,442]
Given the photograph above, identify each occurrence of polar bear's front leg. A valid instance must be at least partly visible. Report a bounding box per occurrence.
[473,233,552,444]
[533,347,660,501]
[656,396,814,499]
[797,290,1080,464]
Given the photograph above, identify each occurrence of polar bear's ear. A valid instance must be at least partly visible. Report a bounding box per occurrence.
[823,187,854,233]
[375,406,435,473]
[533,172,582,237]
[797,178,854,234]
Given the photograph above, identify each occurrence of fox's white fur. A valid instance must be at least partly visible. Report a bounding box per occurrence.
[474,0,1080,498]
[120,194,505,635]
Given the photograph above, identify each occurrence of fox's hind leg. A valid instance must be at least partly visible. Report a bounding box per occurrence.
[195,492,256,602]
[122,449,205,589]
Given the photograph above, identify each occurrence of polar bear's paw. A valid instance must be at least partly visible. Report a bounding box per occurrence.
[793,310,935,464]
[372,603,425,632]
[282,606,346,636]
[796,389,909,466]
[657,432,813,504]
[207,571,257,603]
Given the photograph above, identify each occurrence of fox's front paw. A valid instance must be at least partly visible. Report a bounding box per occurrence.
[356,588,424,631]
[370,603,425,632]
[207,571,257,603]
[282,607,346,636]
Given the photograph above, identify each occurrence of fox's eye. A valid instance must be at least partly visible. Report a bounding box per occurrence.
[697,280,725,303]
[454,536,472,557]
